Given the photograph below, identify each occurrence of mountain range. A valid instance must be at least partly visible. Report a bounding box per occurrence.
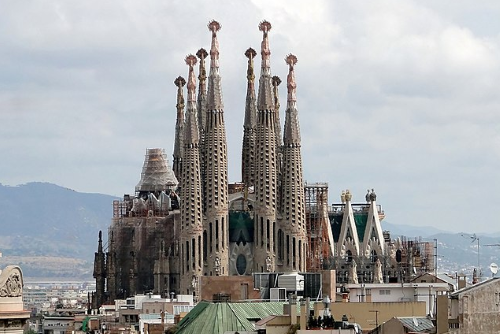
[0,182,498,279]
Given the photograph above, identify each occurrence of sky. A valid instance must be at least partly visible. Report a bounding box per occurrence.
[1,0,500,234]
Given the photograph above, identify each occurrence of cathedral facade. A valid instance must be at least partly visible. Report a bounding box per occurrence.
[93,21,433,307]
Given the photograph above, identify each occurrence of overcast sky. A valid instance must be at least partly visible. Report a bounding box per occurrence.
[1,0,500,234]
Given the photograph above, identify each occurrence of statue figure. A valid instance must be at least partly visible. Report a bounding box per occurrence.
[349,260,358,284]
[365,189,370,203]
[374,259,383,283]
[340,190,346,203]
[370,189,377,202]
[191,275,198,289]
[388,243,397,266]
[345,189,352,202]
[214,257,221,275]
[266,256,272,272]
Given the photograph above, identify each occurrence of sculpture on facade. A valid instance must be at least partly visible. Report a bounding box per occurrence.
[348,260,358,284]
[374,258,383,283]
[0,266,23,298]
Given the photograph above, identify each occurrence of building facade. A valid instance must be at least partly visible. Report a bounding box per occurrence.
[93,20,431,307]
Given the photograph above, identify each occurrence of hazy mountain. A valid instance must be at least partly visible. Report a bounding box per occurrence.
[0,182,117,278]
[381,221,452,238]
[0,182,498,279]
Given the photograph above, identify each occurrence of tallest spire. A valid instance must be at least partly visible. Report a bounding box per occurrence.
[257,20,274,111]
[254,20,277,273]
[242,48,257,187]
[259,20,272,74]
[207,20,223,111]
[203,20,228,276]
[208,20,221,75]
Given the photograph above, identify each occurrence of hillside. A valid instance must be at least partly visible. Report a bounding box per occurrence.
[0,182,117,278]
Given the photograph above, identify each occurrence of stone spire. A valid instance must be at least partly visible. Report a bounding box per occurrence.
[196,48,208,139]
[172,76,186,183]
[254,20,277,273]
[242,47,257,187]
[203,20,229,277]
[207,20,223,110]
[93,230,106,308]
[272,75,283,149]
[272,75,283,214]
[196,48,208,213]
[283,54,301,143]
[180,54,203,296]
[257,21,274,110]
[281,54,306,272]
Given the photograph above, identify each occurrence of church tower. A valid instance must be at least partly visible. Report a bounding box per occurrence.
[280,54,307,272]
[172,76,186,182]
[254,21,277,272]
[196,48,208,146]
[93,230,106,308]
[203,20,229,276]
[242,47,257,188]
[179,54,203,295]
[196,48,208,210]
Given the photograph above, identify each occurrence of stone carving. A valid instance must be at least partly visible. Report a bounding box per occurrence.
[0,266,23,298]
[345,189,352,202]
[374,259,383,284]
[266,256,272,272]
[191,275,198,289]
[349,260,358,284]
[214,257,221,275]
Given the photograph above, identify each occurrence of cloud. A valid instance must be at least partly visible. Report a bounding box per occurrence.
[1,0,499,233]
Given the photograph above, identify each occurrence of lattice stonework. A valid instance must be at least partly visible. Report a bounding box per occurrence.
[253,20,278,273]
[280,54,307,272]
[242,48,258,188]
[179,54,204,297]
[202,20,229,277]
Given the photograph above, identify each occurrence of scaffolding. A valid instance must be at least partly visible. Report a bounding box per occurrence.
[398,236,435,282]
[135,148,178,194]
[305,183,333,271]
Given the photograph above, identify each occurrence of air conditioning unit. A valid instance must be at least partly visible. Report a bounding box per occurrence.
[270,288,287,301]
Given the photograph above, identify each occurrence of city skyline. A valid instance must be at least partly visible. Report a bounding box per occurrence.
[1,1,500,233]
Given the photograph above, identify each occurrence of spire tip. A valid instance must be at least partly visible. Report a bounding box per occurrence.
[174,76,186,87]
[196,48,208,59]
[245,47,257,59]
[185,54,197,67]
[208,20,222,33]
[272,75,282,86]
[259,20,272,33]
[285,54,298,67]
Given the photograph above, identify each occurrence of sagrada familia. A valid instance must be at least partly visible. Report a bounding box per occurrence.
[93,20,433,307]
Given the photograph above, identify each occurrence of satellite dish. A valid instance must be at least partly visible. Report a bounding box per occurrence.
[489,263,498,276]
